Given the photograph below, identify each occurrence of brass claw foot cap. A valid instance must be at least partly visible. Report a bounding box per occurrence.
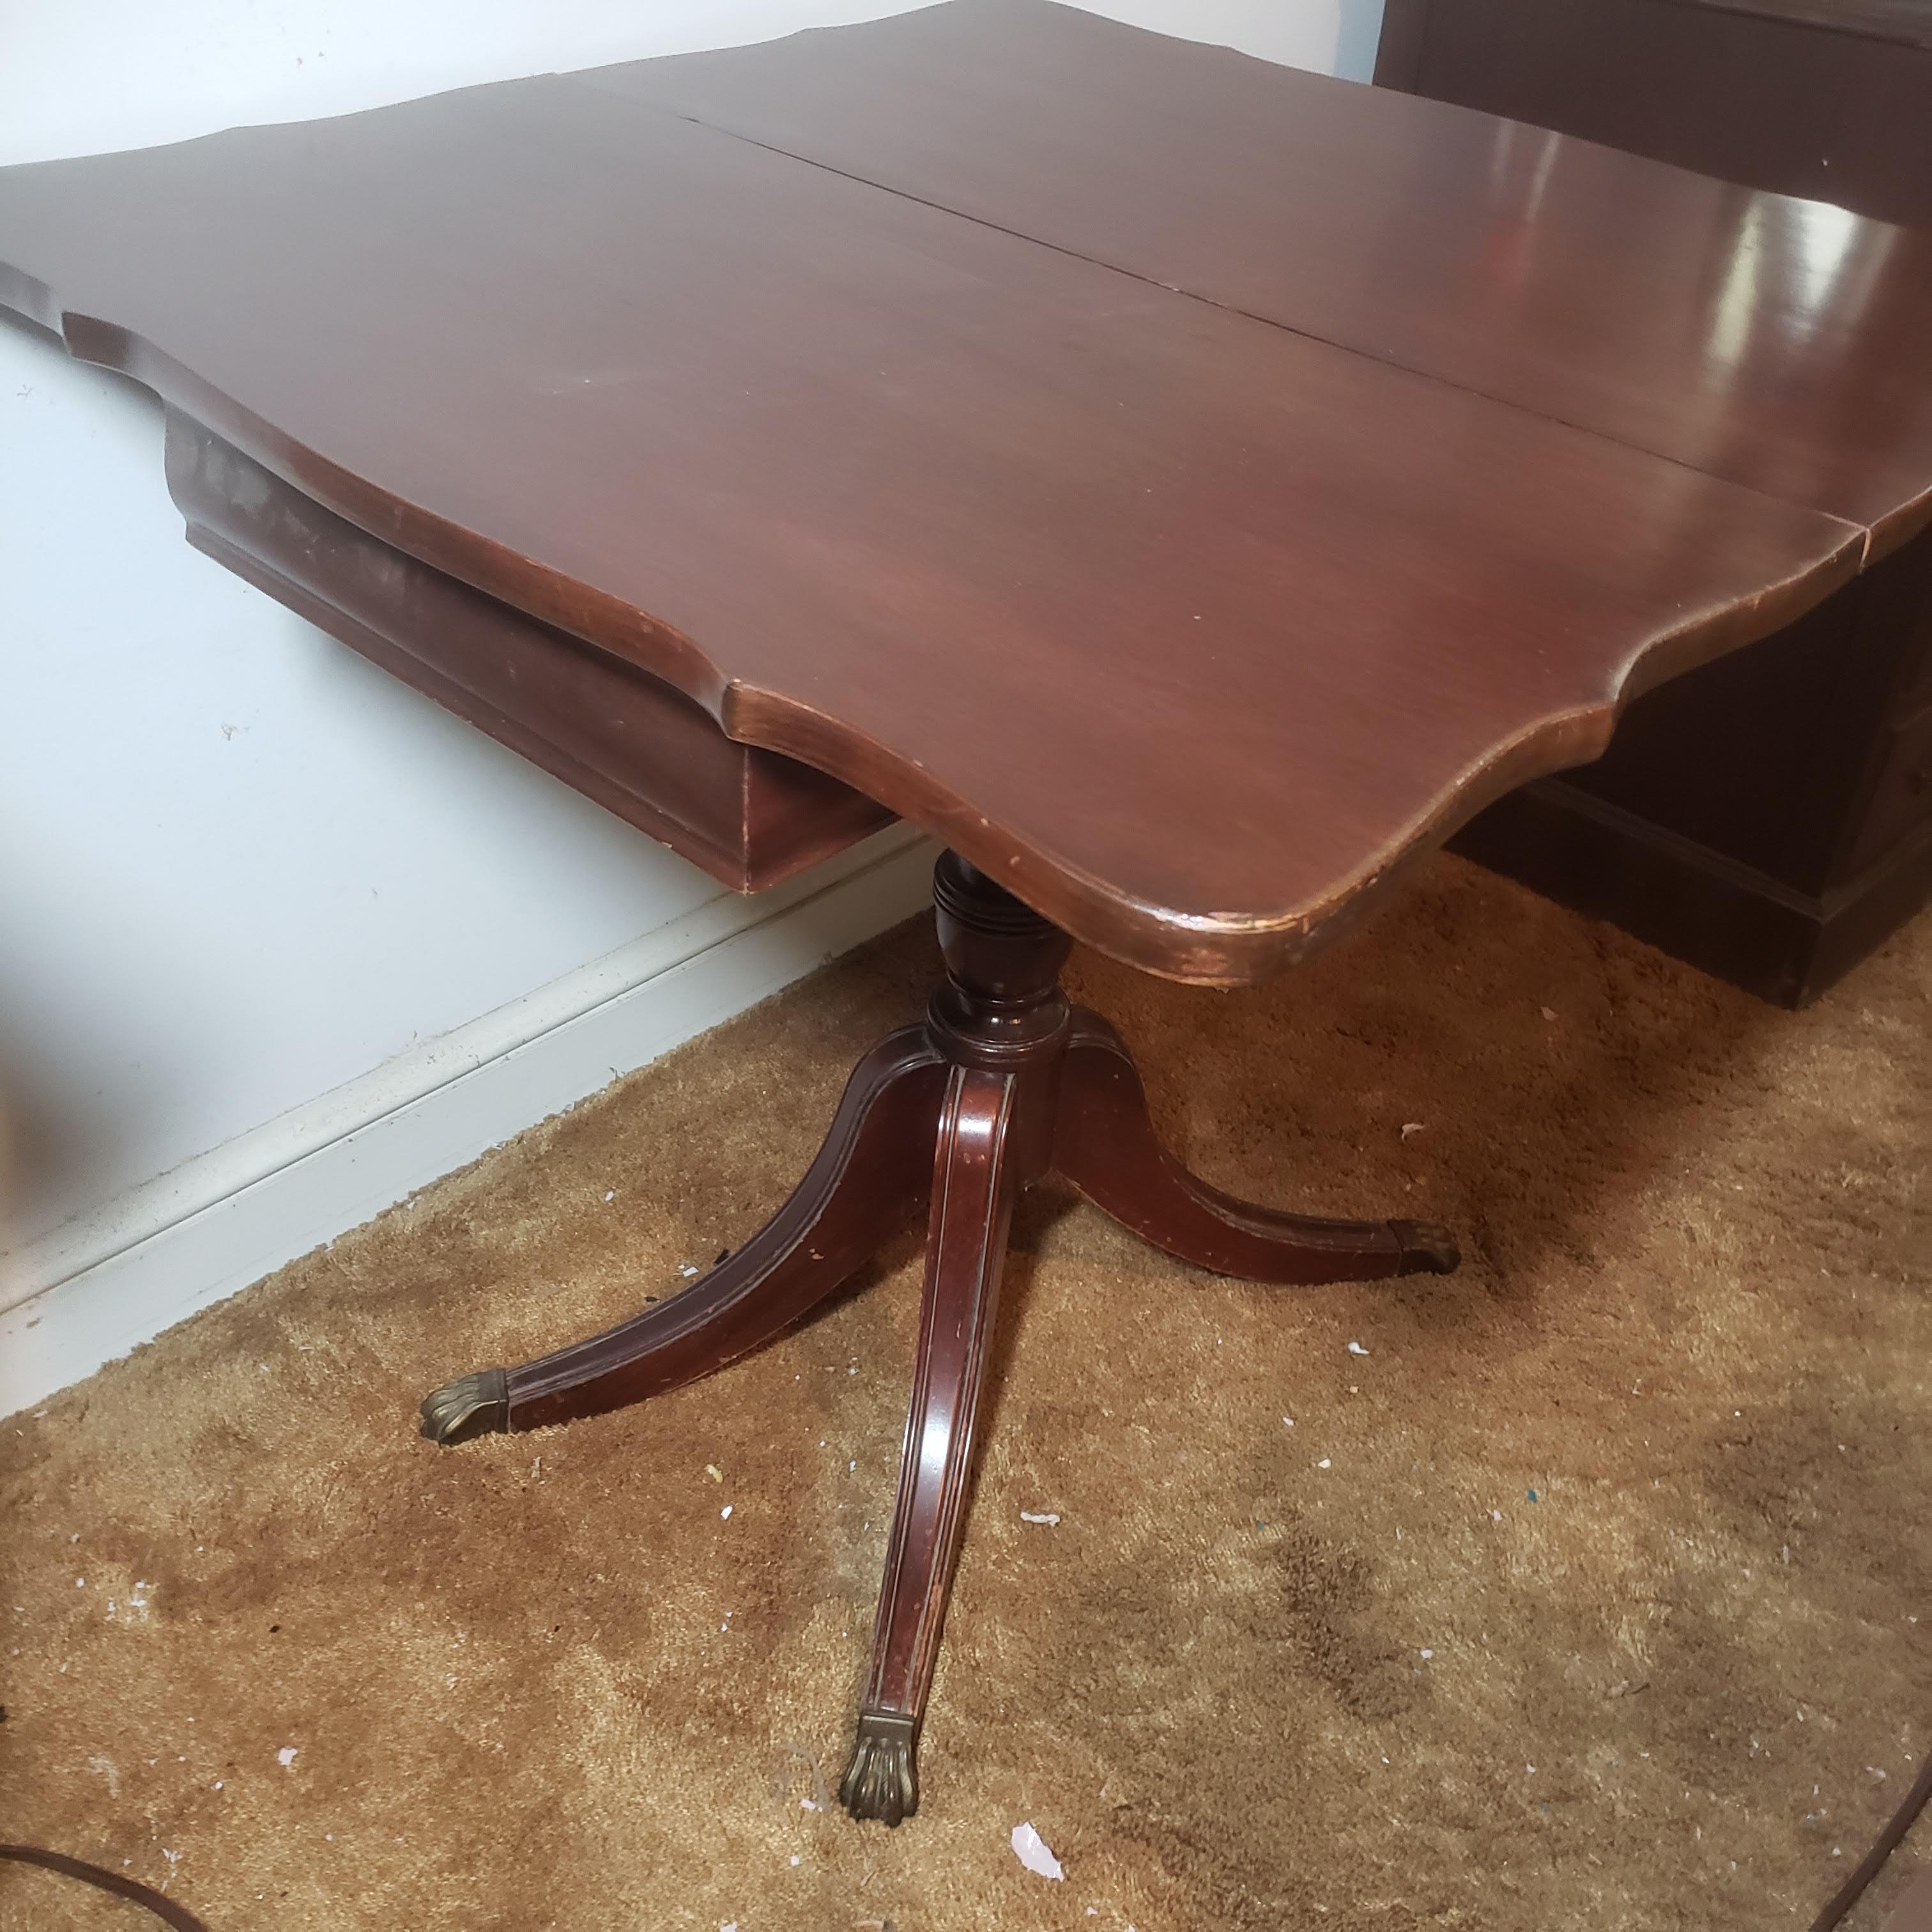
[1390,1220,1460,1276]
[839,1712,919,1825]
[420,1368,510,1445]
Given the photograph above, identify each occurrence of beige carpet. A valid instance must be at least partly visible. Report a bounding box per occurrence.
[3,852,1928,1931]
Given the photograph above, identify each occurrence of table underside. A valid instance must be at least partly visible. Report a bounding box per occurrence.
[165,412,892,892]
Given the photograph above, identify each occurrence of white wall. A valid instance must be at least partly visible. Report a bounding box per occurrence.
[0,1,1377,167]
[0,0,1370,1410]
[0,348,725,1250]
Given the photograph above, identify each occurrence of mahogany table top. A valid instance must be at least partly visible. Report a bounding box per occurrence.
[4,1,1929,985]
[602,0,1932,553]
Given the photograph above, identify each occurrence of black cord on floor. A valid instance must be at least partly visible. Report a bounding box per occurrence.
[0,1843,212,1930]
[6,1738,1925,1932]
[1809,1752,1932,1932]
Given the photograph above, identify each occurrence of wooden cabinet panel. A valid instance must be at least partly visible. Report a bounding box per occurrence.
[1381,0,1932,227]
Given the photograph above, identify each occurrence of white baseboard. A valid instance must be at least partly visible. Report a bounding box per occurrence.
[0,829,936,1418]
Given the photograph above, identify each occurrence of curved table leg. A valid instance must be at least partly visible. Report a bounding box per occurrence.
[1052,1009,1458,1283]
[420,1027,948,1442]
[841,1064,1022,1825]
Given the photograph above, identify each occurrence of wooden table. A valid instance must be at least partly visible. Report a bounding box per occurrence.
[6,0,1929,1825]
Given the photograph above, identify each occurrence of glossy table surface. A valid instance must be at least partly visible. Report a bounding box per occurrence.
[4,0,1929,985]
[602,0,1932,553]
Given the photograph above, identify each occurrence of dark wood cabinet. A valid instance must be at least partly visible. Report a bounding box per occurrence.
[1377,0,1932,1003]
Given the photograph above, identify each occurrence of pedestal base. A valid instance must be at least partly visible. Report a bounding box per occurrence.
[420,852,1457,1820]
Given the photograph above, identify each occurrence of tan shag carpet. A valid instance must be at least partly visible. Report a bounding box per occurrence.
[3,852,1928,1932]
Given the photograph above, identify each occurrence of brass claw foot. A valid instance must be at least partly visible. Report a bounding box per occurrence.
[839,1712,919,1825]
[1389,1220,1460,1275]
[420,1367,510,1445]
